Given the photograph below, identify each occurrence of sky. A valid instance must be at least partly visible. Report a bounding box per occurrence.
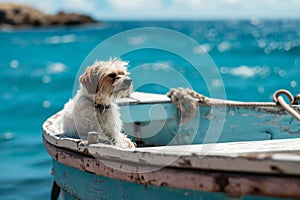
[1,0,300,20]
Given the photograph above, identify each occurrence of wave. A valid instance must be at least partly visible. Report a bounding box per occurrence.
[0,176,52,200]
[220,65,270,78]
[44,34,77,44]
[0,132,14,142]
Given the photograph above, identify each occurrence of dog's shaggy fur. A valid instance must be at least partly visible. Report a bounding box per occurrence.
[62,58,135,148]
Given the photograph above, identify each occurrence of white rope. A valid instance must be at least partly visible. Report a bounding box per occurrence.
[167,88,300,125]
[273,89,300,121]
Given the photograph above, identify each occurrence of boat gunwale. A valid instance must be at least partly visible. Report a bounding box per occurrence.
[43,110,300,176]
[45,137,300,199]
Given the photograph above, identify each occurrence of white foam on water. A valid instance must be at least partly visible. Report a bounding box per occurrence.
[217,41,231,52]
[290,81,297,88]
[42,75,52,84]
[46,62,68,74]
[220,65,270,78]
[128,35,147,45]
[0,132,14,141]
[10,60,19,69]
[278,69,286,77]
[45,34,77,44]
[211,79,222,87]
[193,44,212,54]
[42,100,51,108]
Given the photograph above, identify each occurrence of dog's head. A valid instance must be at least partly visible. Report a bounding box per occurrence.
[79,58,132,101]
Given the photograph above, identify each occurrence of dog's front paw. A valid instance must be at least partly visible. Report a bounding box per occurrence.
[124,138,136,149]
[116,134,136,149]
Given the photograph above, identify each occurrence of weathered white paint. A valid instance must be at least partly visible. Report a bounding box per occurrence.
[43,92,300,199]
[43,110,300,175]
[45,140,300,198]
[118,93,300,146]
[128,92,171,104]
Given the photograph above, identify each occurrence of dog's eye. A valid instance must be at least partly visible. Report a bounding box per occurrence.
[108,73,117,79]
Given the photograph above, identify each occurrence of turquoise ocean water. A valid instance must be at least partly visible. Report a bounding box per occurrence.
[0,20,300,199]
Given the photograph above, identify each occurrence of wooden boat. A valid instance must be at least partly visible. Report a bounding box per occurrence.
[43,90,300,200]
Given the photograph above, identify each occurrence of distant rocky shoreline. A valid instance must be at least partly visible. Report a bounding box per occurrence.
[0,3,99,27]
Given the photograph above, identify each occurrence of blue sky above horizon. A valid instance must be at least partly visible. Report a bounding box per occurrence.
[1,0,300,20]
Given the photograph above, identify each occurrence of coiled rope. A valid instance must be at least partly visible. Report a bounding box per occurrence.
[167,88,300,125]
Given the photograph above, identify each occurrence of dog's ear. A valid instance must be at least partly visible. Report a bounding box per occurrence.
[79,66,101,94]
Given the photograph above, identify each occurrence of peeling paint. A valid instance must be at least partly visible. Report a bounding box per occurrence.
[214,173,229,192]
[46,140,300,198]
[177,159,191,167]
[43,106,300,199]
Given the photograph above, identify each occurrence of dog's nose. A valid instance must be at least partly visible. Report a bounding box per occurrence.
[123,77,132,85]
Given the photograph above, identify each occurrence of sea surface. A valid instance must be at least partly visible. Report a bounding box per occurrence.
[0,20,300,199]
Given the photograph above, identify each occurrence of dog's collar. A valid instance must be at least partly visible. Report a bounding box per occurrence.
[95,103,110,113]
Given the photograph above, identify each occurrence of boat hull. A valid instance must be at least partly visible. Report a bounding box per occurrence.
[53,161,232,200]
[44,137,300,200]
[42,92,300,199]
[53,158,291,200]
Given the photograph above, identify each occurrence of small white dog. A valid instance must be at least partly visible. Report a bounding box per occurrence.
[62,58,135,148]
